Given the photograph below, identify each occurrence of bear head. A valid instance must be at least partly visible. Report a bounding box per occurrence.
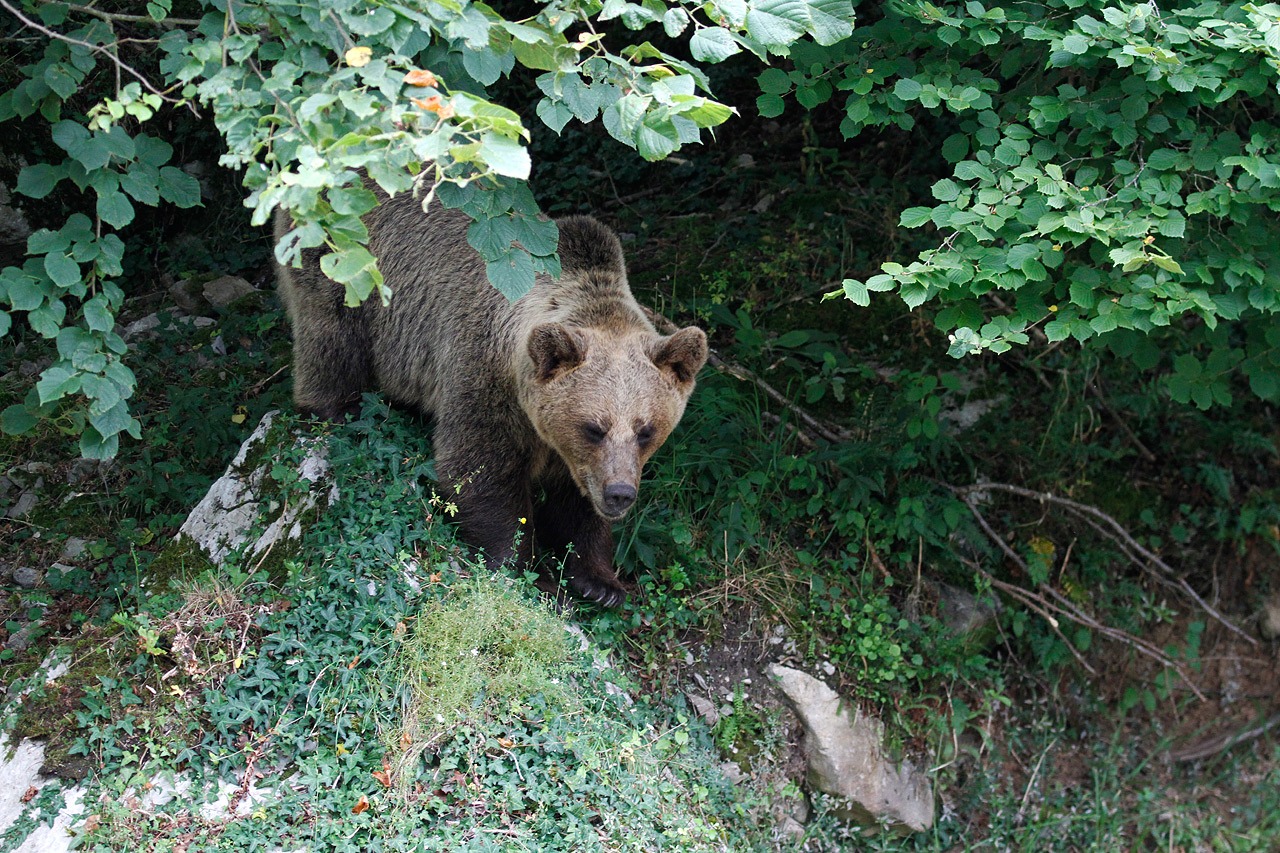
[525,322,709,520]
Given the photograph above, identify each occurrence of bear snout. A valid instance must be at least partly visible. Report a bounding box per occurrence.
[601,482,638,517]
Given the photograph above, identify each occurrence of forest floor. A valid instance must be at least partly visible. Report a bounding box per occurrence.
[2,101,1280,851]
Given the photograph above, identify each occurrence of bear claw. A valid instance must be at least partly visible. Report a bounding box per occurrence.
[572,577,628,609]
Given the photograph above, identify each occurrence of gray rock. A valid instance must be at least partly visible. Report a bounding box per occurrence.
[65,459,100,486]
[6,624,36,652]
[0,181,32,246]
[0,734,87,852]
[1259,594,1280,641]
[936,583,1000,643]
[18,359,50,379]
[177,411,337,565]
[202,275,255,310]
[121,313,215,343]
[61,538,88,560]
[718,760,745,785]
[771,789,809,839]
[768,664,934,832]
[12,566,42,589]
[169,278,205,313]
[687,693,719,726]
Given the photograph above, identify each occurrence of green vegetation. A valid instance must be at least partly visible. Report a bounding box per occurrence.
[3,1,1279,851]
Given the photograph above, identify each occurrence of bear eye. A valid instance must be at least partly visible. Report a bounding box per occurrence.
[636,424,655,446]
[582,423,607,445]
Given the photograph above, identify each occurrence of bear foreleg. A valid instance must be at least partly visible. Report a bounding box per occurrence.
[289,316,373,421]
[535,478,627,608]
[439,454,536,573]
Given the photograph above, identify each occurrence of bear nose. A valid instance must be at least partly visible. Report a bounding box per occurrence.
[602,483,637,516]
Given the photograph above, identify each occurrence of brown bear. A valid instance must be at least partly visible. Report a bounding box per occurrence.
[275,187,708,607]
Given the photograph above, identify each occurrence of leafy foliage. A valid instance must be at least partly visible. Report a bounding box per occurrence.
[772,1,1280,406]
[1,0,851,454]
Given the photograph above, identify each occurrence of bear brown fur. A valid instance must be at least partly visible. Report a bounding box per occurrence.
[275,188,708,607]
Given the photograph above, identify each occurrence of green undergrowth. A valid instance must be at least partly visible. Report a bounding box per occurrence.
[42,400,758,852]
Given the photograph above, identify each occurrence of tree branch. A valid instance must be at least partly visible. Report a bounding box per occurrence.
[952,482,1256,647]
[2,0,187,107]
[42,1,203,27]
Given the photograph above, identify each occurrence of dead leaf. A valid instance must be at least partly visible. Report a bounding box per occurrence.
[404,69,437,87]
[352,794,370,814]
[345,46,372,68]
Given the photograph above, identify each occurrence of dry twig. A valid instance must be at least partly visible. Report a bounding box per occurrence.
[954,489,1208,700]
[1169,711,1280,763]
[952,482,1255,647]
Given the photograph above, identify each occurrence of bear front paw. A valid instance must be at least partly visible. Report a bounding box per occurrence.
[570,575,628,609]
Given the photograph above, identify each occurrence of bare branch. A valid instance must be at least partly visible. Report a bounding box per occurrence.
[41,1,203,27]
[956,492,1208,700]
[1169,711,1280,763]
[2,0,188,108]
[952,482,1256,646]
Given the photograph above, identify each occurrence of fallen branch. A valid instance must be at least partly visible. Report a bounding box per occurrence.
[955,491,1207,700]
[951,482,1256,647]
[1169,711,1280,763]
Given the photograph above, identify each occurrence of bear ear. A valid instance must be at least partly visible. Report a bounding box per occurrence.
[650,326,708,386]
[528,323,587,382]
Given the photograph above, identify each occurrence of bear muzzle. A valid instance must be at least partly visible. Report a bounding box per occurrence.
[601,482,638,518]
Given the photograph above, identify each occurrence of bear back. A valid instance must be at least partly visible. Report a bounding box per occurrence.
[555,215,625,277]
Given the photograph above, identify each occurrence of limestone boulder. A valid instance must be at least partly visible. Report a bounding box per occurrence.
[175,410,337,567]
[769,664,934,832]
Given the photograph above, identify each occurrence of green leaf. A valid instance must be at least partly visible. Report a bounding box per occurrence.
[536,99,574,133]
[44,253,81,288]
[744,1,806,45]
[1062,33,1089,54]
[901,281,930,309]
[758,68,792,95]
[745,0,854,46]
[842,278,869,306]
[88,398,136,441]
[83,295,114,332]
[691,27,741,62]
[1,404,37,435]
[158,166,201,207]
[97,190,135,228]
[5,271,45,311]
[899,207,934,228]
[635,120,681,161]
[931,178,961,202]
[27,228,70,256]
[120,164,161,205]
[79,425,120,460]
[894,78,923,101]
[670,95,734,128]
[486,248,535,301]
[478,133,531,179]
[756,94,786,117]
[16,163,65,199]
[36,365,80,405]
